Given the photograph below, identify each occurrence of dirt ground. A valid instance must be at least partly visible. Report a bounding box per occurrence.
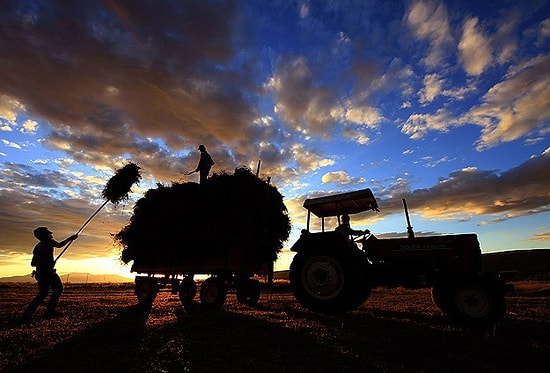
[1,280,549,372]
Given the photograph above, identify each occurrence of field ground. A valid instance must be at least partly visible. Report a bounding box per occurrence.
[1,280,549,372]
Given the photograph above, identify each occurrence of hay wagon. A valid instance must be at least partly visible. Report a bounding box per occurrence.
[131,244,273,310]
[119,168,290,310]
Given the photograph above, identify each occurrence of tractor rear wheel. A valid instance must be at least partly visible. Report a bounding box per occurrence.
[290,248,364,314]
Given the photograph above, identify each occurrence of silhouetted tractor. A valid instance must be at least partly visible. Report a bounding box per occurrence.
[289,189,512,324]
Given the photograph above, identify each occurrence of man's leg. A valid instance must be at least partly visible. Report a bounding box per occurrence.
[22,273,50,319]
[45,272,64,316]
[199,170,208,184]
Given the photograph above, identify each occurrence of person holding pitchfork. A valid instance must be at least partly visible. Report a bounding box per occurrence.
[21,227,78,322]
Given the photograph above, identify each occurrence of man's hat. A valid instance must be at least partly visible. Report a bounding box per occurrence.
[198,144,206,151]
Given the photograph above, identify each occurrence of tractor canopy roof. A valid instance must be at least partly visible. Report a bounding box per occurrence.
[303,188,379,218]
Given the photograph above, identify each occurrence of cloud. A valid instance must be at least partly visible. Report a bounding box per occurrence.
[21,120,38,135]
[421,156,454,168]
[291,143,335,172]
[0,95,24,123]
[441,82,477,101]
[299,2,310,18]
[403,54,550,148]
[468,54,550,149]
[402,108,458,139]
[1,162,95,196]
[341,127,372,145]
[0,1,261,177]
[3,151,549,261]
[291,150,549,231]
[1,139,22,149]
[493,11,520,64]
[266,56,341,137]
[405,0,453,68]
[266,52,387,145]
[530,232,550,242]
[419,73,444,103]
[458,17,493,76]
[0,186,132,261]
[420,73,477,104]
[343,105,382,127]
[378,150,550,222]
[0,161,141,261]
[321,170,365,185]
[537,18,550,45]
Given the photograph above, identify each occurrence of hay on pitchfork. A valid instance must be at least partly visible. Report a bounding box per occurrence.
[102,162,142,204]
[55,162,142,264]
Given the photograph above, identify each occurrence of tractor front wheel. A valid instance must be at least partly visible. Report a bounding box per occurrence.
[435,278,506,324]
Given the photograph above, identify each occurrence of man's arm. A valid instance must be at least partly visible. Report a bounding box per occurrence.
[54,234,78,248]
[351,228,370,236]
[194,157,203,172]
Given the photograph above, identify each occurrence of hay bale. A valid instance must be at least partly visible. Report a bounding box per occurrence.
[115,167,291,270]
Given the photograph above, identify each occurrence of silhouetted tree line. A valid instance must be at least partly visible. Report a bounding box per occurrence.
[115,167,291,269]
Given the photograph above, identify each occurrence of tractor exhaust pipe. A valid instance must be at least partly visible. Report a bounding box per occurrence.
[402,198,415,239]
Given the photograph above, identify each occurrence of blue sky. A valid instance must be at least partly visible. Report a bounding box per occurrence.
[1,0,549,278]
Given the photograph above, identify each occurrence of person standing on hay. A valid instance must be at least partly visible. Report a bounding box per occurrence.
[21,227,78,322]
[191,144,215,184]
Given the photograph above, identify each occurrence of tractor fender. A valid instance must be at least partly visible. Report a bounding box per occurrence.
[290,231,351,253]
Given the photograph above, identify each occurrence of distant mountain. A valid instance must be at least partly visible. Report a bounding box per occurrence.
[0,274,35,283]
[482,249,550,274]
[0,273,133,283]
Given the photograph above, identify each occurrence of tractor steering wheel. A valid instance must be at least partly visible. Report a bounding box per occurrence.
[352,229,371,243]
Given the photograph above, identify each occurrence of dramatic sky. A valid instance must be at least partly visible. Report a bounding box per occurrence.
[1,0,549,278]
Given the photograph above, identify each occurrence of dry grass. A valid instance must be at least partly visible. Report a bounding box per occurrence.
[1,281,549,372]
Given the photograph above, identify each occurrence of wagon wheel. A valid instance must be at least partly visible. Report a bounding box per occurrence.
[236,278,261,306]
[135,279,158,306]
[200,276,227,310]
[178,277,197,306]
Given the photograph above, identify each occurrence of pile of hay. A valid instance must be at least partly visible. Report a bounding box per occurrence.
[115,167,291,271]
[102,162,142,204]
